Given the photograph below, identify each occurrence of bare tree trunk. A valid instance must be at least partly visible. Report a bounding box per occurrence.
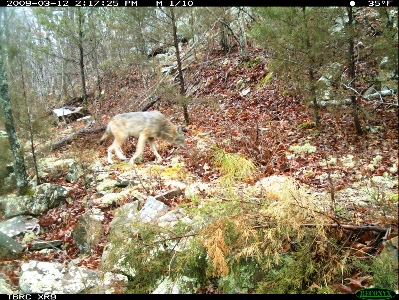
[77,8,88,110]
[170,8,189,125]
[302,7,320,127]
[20,63,40,186]
[347,7,364,135]
[0,44,28,195]
[219,21,229,53]
[238,7,247,56]
[309,69,320,127]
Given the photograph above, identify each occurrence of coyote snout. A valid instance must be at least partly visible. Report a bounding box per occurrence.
[100,110,185,164]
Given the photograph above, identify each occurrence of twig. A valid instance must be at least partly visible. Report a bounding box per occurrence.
[131,163,150,196]
[143,232,198,247]
[289,190,342,226]
[252,223,390,234]
[322,143,336,212]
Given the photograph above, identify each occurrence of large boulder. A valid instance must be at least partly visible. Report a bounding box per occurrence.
[0,215,39,237]
[0,231,24,258]
[2,183,71,218]
[19,260,99,294]
[72,210,104,254]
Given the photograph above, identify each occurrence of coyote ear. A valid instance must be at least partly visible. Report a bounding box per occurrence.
[177,125,183,134]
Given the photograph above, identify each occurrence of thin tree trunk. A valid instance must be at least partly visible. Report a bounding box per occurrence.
[347,7,364,135]
[78,9,87,110]
[20,63,40,185]
[170,8,189,125]
[238,7,247,56]
[302,7,320,127]
[309,69,320,127]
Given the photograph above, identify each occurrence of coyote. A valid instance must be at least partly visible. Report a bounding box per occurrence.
[100,110,185,164]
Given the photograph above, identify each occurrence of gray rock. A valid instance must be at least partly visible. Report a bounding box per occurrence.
[138,197,169,223]
[0,231,24,258]
[4,183,71,218]
[110,201,140,228]
[19,260,99,294]
[152,276,198,294]
[381,236,398,260]
[96,180,119,192]
[29,240,62,251]
[3,195,35,218]
[114,180,138,187]
[66,162,84,183]
[73,210,104,254]
[0,215,39,237]
[155,188,182,202]
[96,192,126,205]
[3,174,16,190]
[157,208,187,227]
[38,157,74,175]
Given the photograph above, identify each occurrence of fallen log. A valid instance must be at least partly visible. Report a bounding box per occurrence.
[51,121,104,150]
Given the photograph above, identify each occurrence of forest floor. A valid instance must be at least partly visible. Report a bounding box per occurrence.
[2,45,398,293]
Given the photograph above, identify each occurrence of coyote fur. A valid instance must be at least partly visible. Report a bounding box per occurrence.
[100,110,185,164]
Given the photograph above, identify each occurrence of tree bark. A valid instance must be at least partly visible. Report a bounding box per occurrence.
[238,7,247,56]
[77,8,88,110]
[309,68,320,127]
[0,45,29,195]
[347,7,364,135]
[170,8,190,125]
[302,7,320,127]
[20,63,40,186]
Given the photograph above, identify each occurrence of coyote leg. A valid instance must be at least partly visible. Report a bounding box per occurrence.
[129,133,147,164]
[107,144,115,164]
[108,138,127,164]
[114,145,127,161]
[147,137,162,162]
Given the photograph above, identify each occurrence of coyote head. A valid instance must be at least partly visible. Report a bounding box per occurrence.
[162,125,185,146]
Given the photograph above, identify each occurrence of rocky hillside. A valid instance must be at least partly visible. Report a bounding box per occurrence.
[0,45,397,294]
